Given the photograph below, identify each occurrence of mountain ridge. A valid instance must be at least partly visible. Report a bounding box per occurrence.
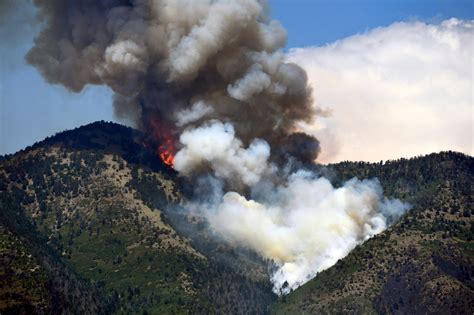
[1,121,472,314]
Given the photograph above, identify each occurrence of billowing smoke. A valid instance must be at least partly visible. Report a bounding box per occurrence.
[27,0,316,167]
[27,0,410,294]
[202,173,410,294]
[174,121,272,186]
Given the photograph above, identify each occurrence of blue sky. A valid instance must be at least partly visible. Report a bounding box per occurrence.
[271,0,473,47]
[0,0,472,155]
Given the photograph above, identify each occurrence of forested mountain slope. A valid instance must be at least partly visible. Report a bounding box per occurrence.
[275,152,473,314]
[1,121,472,314]
[0,121,274,314]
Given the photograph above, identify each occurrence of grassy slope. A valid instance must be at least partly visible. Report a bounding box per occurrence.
[0,192,111,314]
[274,152,474,314]
[0,226,52,312]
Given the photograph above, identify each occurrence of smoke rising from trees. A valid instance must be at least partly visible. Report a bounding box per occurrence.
[27,0,410,293]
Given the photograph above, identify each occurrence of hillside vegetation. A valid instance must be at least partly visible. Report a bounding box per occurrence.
[275,152,473,314]
[0,121,274,314]
[1,121,472,314]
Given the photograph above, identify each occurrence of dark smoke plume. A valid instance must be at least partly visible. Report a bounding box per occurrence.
[27,0,318,180]
[26,0,410,295]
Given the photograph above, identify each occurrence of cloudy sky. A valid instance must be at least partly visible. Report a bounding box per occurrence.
[0,0,473,162]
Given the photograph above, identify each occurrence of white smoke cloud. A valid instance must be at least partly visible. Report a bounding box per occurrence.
[167,0,262,81]
[288,18,474,163]
[174,101,214,127]
[228,64,272,101]
[203,171,410,294]
[26,0,415,297]
[173,121,272,186]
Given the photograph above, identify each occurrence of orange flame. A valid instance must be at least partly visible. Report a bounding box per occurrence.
[158,138,175,167]
[149,117,177,168]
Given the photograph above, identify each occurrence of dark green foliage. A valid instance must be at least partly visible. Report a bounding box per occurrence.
[275,152,474,314]
[0,121,275,314]
[0,193,115,314]
[1,122,472,314]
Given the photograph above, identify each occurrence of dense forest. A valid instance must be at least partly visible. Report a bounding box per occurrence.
[0,122,274,314]
[276,152,473,314]
[1,121,472,314]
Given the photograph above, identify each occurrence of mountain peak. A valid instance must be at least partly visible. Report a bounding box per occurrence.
[1,122,472,313]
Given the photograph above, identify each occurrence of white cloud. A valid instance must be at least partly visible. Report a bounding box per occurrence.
[288,18,473,163]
